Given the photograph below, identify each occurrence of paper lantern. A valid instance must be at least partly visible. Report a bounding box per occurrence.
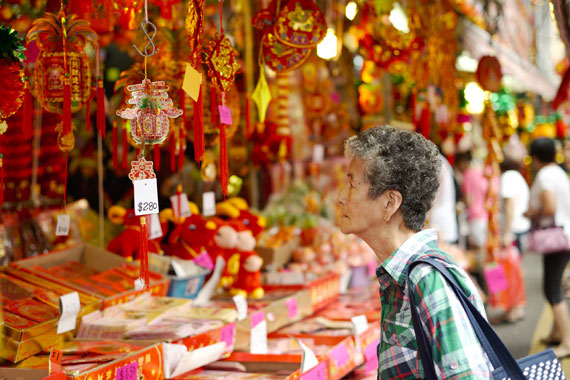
[116,79,183,146]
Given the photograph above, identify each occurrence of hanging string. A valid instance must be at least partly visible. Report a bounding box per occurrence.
[219,0,224,36]
[63,152,68,208]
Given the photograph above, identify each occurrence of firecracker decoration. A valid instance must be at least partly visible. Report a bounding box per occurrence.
[476,56,502,93]
[116,79,183,146]
[273,0,327,48]
[0,26,26,130]
[0,25,26,207]
[26,11,97,115]
[185,0,205,162]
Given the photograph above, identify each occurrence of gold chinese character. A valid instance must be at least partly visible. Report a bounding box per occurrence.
[145,353,151,364]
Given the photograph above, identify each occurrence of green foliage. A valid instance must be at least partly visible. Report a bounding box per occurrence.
[0,25,26,62]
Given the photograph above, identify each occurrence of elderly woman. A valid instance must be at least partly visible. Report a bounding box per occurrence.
[337,126,492,379]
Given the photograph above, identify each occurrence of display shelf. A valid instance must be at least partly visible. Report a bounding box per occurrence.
[263,274,339,312]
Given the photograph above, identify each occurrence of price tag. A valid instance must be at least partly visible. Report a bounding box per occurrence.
[202,191,216,217]
[170,192,192,218]
[312,144,324,163]
[301,360,327,380]
[351,315,368,336]
[116,361,138,380]
[147,214,163,240]
[133,178,159,216]
[364,338,379,374]
[57,292,80,334]
[192,251,215,271]
[298,339,319,373]
[182,63,201,102]
[55,214,70,237]
[49,348,63,365]
[218,105,232,125]
[286,297,298,319]
[329,344,350,369]
[250,311,267,354]
[232,294,248,321]
[220,323,236,349]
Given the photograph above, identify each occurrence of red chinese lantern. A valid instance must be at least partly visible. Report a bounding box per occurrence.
[26,11,97,115]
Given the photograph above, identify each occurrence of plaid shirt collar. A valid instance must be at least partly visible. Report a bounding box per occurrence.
[377,228,439,287]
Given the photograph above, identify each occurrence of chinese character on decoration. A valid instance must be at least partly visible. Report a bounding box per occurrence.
[202,34,241,94]
[116,79,183,146]
[26,11,96,114]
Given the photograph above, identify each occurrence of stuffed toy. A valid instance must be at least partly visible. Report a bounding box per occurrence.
[163,203,218,260]
[216,197,266,237]
[230,225,264,299]
[107,206,168,260]
[206,218,239,288]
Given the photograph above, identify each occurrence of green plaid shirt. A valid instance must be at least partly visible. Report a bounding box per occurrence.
[376,229,493,379]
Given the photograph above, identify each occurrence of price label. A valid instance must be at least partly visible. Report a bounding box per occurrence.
[55,214,70,237]
[202,191,216,217]
[57,292,80,334]
[147,214,163,240]
[312,144,324,163]
[232,294,248,321]
[250,311,267,354]
[329,344,350,369]
[133,178,159,216]
[286,297,298,319]
[218,105,232,125]
[364,338,379,374]
[301,361,327,380]
[49,348,63,365]
[192,251,214,271]
[182,63,201,102]
[116,361,138,380]
[298,339,319,373]
[170,192,192,218]
[351,315,368,336]
[220,323,236,349]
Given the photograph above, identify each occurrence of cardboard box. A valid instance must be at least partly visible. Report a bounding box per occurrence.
[12,244,170,308]
[255,239,299,270]
[264,274,340,312]
[0,268,100,363]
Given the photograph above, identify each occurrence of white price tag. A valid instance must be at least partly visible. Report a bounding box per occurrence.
[312,144,325,163]
[298,339,319,373]
[57,292,81,334]
[55,214,70,237]
[133,178,159,216]
[170,192,192,218]
[250,320,268,354]
[202,192,216,217]
[232,294,248,321]
[147,214,163,240]
[351,315,368,336]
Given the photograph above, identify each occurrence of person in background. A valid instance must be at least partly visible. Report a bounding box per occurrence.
[337,125,492,379]
[526,137,570,358]
[429,154,459,244]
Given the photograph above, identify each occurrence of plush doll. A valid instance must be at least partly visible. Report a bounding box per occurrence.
[230,225,264,299]
[216,197,266,237]
[206,218,239,288]
[107,206,167,260]
[163,202,218,260]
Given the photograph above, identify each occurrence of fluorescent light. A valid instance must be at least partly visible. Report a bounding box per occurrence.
[345,2,358,21]
[464,82,485,114]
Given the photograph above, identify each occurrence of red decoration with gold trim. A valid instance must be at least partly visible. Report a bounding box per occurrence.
[476,56,502,93]
[273,0,327,48]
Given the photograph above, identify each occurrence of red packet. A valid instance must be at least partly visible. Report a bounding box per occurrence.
[4,298,59,323]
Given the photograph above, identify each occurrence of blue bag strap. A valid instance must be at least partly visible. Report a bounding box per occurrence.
[407,257,526,379]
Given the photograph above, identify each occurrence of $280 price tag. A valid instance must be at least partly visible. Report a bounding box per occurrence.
[133,178,159,216]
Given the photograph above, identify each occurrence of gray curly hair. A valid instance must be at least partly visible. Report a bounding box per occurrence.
[344,125,441,232]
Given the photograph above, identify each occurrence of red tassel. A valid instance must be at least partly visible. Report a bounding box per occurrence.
[139,216,149,287]
[112,122,119,171]
[170,134,176,172]
[245,95,252,139]
[62,79,72,135]
[0,153,4,206]
[121,124,128,169]
[180,89,187,129]
[22,79,33,140]
[219,123,228,197]
[418,105,430,139]
[193,89,204,163]
[178,129,185,172]
[96,79,106,137]
[210,87,218,125]
[154,144,161,170]
[85,89,92,133]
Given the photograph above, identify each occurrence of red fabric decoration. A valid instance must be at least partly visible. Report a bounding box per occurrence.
[193,88,204,163]
[219,123,228,197]
[97,78,106,137]
[0,153,4,206]
[154,144,161,170]
[139,216,149,288]
[62,78,72,135]
[112,122,119,171]
[121,124,128,169]
[0,59,25,123]
[85,89,92,133]
[170,134,176,172]
[418,104,430,139]
[22,79,33,140]
[210,87,218,125]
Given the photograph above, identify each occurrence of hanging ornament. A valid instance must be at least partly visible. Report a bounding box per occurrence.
[55,121,76,151]
[273,0,327,48]
[0,25,26,132]
[476,56,502,93]
[26,11,97,114]
[251,64,272,123]
[116,79,183,146]
[202,34,241,94]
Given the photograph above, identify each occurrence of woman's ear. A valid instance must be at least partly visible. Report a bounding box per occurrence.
[384,190,403,221]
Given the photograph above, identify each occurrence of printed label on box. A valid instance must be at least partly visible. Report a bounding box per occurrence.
[364,338,379,374]
[116,361,138,380]
[286,297,299,319]
[147,213,163,240]
[301,360,327,380]
[220,323,236,349]
[233,294,248,321]
[250,319,268,354]
[329,343,350,369]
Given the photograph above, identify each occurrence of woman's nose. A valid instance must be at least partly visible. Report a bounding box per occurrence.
[337,187,346,205]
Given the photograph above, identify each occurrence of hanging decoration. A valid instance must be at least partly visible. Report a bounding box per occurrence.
[273,0,327,48]
[0,25,26,207]
[251,64,272,123]
[26,11,96,115]
[476,55,502,93]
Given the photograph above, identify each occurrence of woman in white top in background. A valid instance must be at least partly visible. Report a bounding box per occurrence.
[526,137,570,358]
